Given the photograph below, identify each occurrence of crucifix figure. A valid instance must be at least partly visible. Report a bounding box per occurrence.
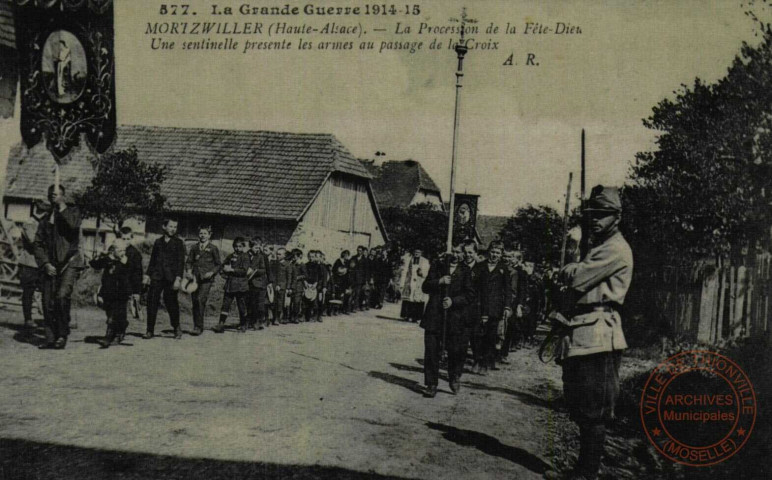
[449,7,478,44]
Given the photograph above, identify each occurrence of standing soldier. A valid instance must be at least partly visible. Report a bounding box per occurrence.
[420,245,474,397]
[550,186,633,480]
[34,185,82,350]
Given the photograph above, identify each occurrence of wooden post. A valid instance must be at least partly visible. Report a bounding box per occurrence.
[559,172,573,268]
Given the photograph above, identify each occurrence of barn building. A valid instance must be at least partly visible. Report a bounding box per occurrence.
[3,125,387,258]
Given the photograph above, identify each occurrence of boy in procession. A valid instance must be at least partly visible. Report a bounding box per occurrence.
[247,236,270,329]
[302,250,326,323]
[185,225,221,335]
[290,248,305,324]
[90,240,131,349]
[116,226,143,343]
[331,250,351,315]
[268,247,293,324]
[472,241,513,375]
[213,237,250,333]
[143,218,185,340]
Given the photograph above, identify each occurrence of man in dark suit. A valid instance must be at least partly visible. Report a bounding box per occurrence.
[269,247,293,323]
[421,245,475,397]
[371,246,391,309]
[331,250,351,314]
[34,184,82,349]
[143,218,185,339]
[302,251,326,323]
[472,240,513,375]
[500,247,524,361]
[247,236,270,328]
[349,246,369,312]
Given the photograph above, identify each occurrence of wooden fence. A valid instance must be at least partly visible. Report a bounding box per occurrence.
[638,252,772,344]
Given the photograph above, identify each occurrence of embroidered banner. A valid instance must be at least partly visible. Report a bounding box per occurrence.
[14,0,115,160]
[0,1,15,118]
[453,193,479,245]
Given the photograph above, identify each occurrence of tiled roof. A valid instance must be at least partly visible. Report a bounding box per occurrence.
[0,0,13,50]
[366,160,442,209]
[4,125,372,220]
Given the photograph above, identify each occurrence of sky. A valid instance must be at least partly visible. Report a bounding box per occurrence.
[0,0,763,215]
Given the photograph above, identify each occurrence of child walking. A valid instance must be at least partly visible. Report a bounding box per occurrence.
[90,240,131,348]
[213,237,250,333]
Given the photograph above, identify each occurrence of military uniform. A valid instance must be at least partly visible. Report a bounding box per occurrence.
[555,185,633,480]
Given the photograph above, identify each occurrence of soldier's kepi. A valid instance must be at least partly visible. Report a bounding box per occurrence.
[551,185,633,480]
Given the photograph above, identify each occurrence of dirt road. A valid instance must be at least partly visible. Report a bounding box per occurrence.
[0,303,563,479]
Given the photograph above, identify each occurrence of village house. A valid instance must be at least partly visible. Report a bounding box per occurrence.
[3,125,387,258]
[361,159,444,210]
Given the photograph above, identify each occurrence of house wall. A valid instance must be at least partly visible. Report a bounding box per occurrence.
[290,174,385,259]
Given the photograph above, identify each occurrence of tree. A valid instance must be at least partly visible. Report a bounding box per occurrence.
[380,203,447,260]
[498,204,571,267]
[627,30,772,262]
[74,147,168,228]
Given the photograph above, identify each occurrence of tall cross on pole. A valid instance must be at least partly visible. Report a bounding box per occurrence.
[446,8,477,254]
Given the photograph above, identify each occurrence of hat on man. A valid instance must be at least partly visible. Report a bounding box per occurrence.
[585,185,622,213]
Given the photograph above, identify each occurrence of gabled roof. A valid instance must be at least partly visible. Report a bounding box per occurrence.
[366,160,442,209]
[4,125,373,220]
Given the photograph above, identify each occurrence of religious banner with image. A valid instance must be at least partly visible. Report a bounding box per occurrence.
[14,0,115,160]
[453,193,479,245]
[0,0,16,118]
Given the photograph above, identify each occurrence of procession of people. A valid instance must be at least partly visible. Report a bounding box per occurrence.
[13,182,632,480]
